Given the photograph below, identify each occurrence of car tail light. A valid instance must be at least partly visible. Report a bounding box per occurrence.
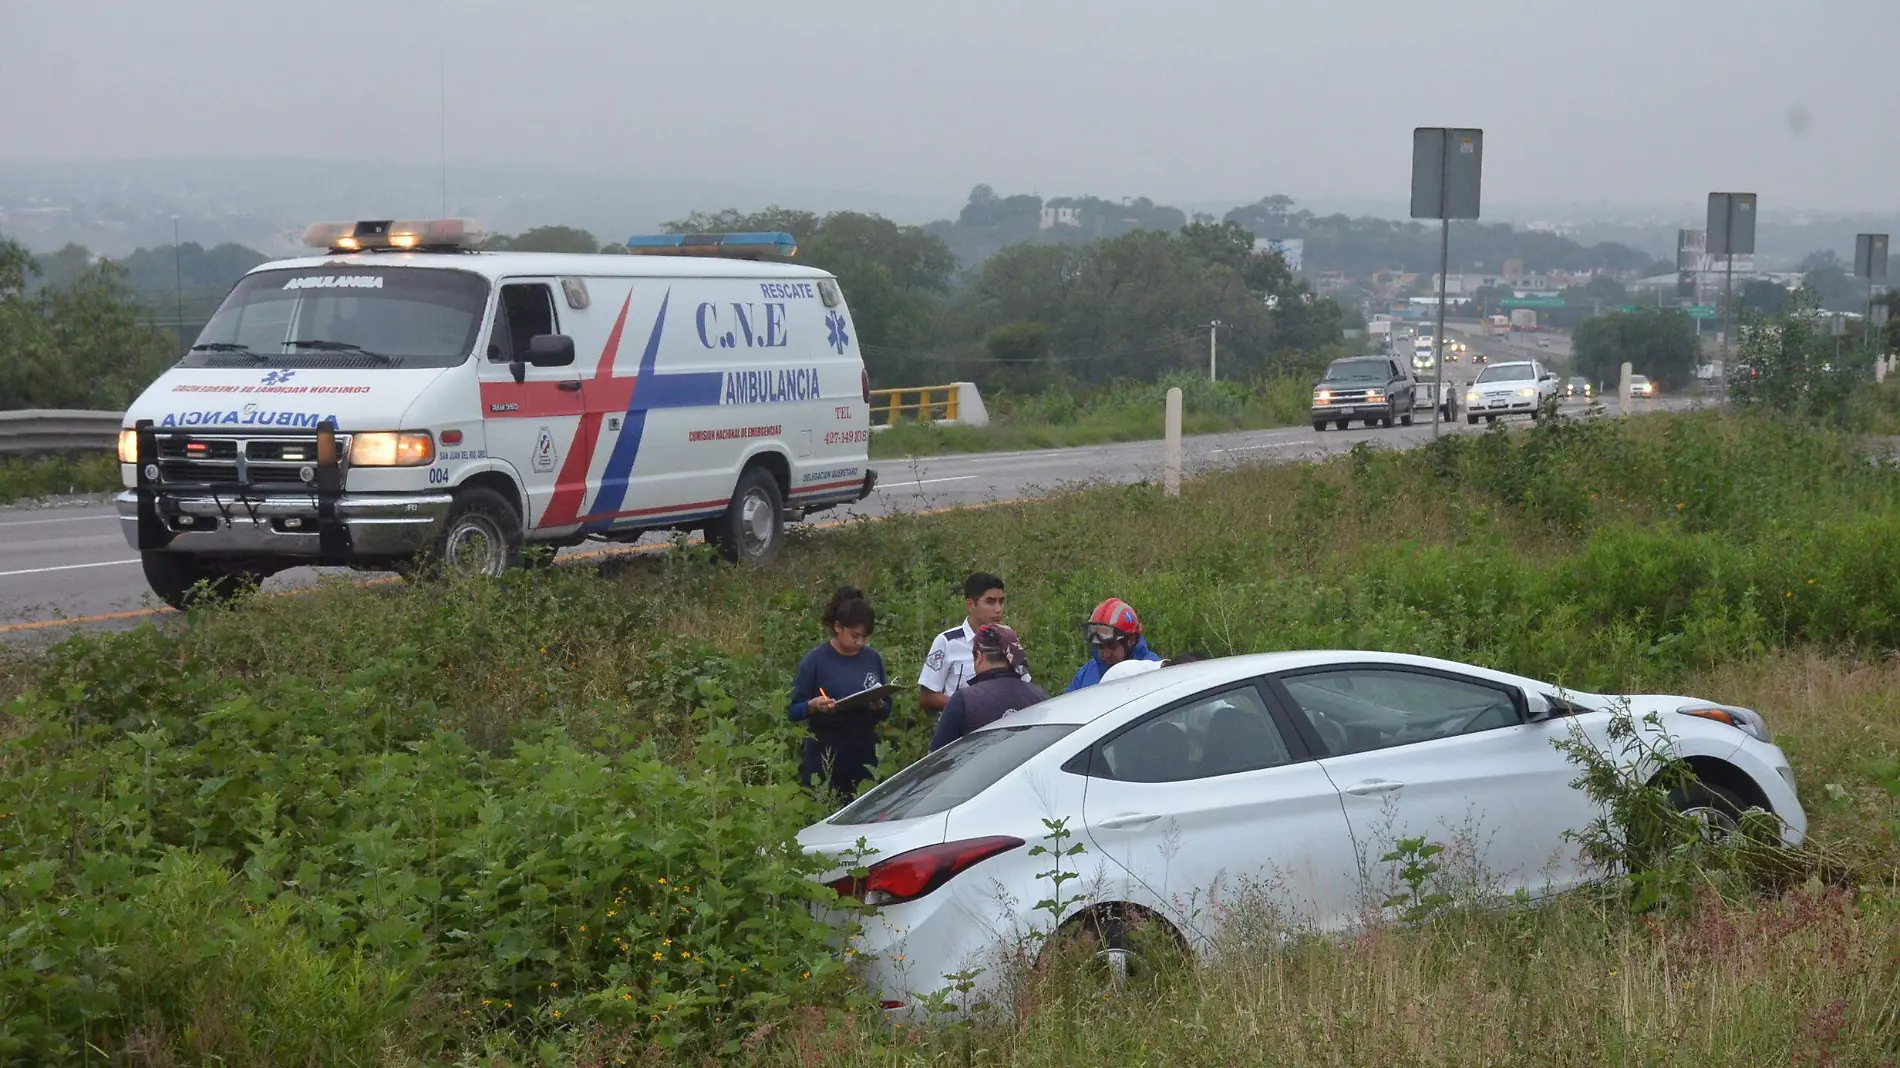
[828,836,1023,907]
[860,368,871,405]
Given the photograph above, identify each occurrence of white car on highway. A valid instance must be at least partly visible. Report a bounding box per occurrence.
[797,650,1804,1019]
[1465,359,1561,423]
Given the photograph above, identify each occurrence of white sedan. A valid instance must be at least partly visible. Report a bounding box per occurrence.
[1464,360,1561,423]
[797,651,1804,1018]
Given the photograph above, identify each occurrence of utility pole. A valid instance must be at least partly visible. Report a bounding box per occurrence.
[1207,320,1221,382]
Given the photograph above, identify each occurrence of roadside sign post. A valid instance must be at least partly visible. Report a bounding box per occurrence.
[1855,234,1889,348]
[1412,127,1484,439]
[1707,193,1757,391]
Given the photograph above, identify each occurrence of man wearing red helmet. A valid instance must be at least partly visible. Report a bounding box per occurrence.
[1065,597,1163,692]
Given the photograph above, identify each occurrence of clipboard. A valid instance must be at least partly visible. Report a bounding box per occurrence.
[824,680,904,713]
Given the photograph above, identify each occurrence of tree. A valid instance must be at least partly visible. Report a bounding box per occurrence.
[1572,309,1700,391]
[1727,289,1872,421]
[483,226,601,254]
[1,236,178,410]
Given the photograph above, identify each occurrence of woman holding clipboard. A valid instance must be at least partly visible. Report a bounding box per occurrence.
[788,587,893,805]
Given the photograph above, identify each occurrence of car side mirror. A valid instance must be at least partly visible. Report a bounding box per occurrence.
[526,334,576,368]
[1524,692,1555,722]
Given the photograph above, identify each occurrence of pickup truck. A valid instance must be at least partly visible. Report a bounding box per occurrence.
[1312,355,1417,430]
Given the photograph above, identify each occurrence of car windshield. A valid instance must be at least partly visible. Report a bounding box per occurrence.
[1477,364,1535,383]
[828,724,1079,825]
[180,266,490,370]
[1324,360,1389,382]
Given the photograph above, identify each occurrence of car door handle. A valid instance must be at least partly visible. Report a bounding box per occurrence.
[557,379,583,392]
[1343,779,1404,796]
[1097,813,1161,830]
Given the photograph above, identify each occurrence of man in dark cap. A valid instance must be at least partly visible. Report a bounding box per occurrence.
[927,623,1049,751]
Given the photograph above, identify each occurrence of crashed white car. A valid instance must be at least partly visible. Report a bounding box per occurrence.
[797,650,1804,1019]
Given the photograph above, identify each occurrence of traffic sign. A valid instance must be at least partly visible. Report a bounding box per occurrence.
[1686,305,1716,319]
[1500,297,1563,308]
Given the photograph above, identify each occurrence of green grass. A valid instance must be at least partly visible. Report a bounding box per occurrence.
[5,409,1900,1065]
[871,374,1311,458]
[0,452,120,505]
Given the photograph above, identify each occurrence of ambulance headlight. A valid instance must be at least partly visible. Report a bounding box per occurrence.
[348,431,435,467]
[118,429,139,464]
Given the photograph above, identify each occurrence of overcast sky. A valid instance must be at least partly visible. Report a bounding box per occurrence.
[1,0,1893,215]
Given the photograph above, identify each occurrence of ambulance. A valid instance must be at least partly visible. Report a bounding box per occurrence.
[116,219,878,609]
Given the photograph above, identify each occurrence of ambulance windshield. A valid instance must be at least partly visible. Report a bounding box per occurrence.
[181,266,490,370]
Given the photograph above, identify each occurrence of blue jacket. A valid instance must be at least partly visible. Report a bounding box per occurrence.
[1065,636,1162,693]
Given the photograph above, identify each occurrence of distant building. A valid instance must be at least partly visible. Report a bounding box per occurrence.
[1038,206,1082,230]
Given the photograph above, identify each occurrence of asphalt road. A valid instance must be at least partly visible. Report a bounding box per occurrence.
[0,376,1692,640]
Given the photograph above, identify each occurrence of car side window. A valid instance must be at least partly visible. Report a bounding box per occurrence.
[489,282,559,362]
[1095,685,1294,783]
[1278,668,1523,757]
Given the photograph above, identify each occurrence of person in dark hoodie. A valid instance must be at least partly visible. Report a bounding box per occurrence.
[1065,597,1162,693]
[788,587,889,804]
[928,623,1048,751]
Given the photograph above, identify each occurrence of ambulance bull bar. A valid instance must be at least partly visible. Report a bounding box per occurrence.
[120,416,450,561]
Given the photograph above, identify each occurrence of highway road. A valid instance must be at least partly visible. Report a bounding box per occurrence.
[1,374,1696,640]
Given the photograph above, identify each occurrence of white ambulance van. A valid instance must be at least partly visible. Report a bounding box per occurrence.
[116,219,878,609]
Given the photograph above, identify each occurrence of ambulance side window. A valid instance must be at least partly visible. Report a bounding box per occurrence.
[489,283,559,362]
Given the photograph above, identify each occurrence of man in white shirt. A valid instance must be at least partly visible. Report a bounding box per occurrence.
[919,572,1029,714]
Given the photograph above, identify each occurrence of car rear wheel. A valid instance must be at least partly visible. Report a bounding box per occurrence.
[1312,421,1327,432]
[1400,409,1414,426]
[1466,414,1479,425]
[1334,419,1350,430]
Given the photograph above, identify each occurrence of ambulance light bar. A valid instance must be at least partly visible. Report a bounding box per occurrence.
[302,218,486,253]
[624,232,798,260]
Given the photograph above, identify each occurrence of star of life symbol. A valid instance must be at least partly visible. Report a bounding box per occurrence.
[825,311,851,354]
[262,369,296,386]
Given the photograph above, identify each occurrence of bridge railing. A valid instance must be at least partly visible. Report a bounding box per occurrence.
[869,385,960,426]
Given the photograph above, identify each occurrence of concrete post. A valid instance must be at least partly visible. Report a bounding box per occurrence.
[1164,387,1183,498]
[1619,362,1632,416]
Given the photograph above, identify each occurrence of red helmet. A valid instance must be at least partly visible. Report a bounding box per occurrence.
[1084,598,1142,646]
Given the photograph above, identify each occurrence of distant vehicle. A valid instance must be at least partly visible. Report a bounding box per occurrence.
[1510,309,1539,330]
[1538,338,1552,349]
[1565,376,1593,400]
[1465,360,1561,423]
[1630,374,1655,398]
[797,650,1806,1021]
[1486,314,1511,335]
[1312,356,1417,431]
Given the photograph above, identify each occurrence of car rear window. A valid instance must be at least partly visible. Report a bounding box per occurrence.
[828,725,1079,826]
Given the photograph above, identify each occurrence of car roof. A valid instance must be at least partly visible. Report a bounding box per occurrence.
[244,251,835,282]
[977,650,1543,731]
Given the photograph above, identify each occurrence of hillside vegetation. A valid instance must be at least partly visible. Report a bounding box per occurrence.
[4,410,1900,1065]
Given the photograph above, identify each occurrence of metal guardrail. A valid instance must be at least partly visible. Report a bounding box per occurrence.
[0,409,123,457]
[870,385,960,426]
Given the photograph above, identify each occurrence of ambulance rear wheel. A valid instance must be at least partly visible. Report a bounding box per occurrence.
[709,466,784,565]
[412,486,521,579]
[141,552,259,611]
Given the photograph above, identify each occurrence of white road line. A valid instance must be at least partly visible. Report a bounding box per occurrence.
[0,559,142,579]
[880,475,979,489]
[0,514,117,528]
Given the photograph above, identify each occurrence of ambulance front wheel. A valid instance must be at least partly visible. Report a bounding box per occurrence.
[708,466,784,565]
[410,486,522,579]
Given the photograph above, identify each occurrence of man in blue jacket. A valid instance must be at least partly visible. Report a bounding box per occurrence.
[1065,597,1163,693]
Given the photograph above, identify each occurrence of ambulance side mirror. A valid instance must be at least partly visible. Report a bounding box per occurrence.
[525,334,575,368]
